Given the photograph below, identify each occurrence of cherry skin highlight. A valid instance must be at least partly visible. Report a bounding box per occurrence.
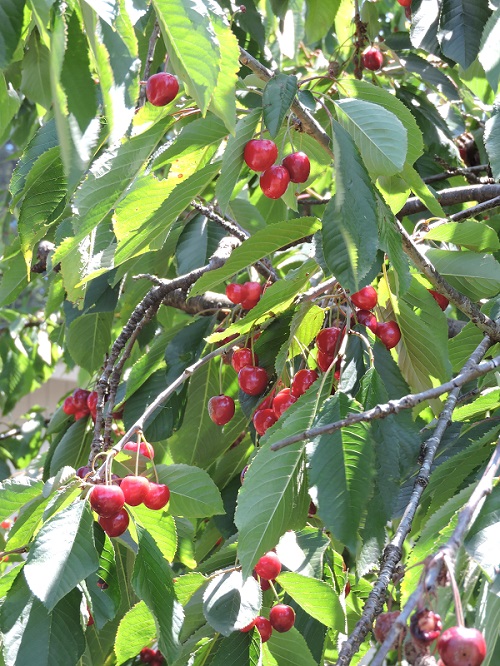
[231,348,257,373]
[244,139,278,172]
[225,283,245,304]
[143,483,170,510]
[146,73,179,106]
[376,321,401,349]
[316,326,342,355]
[356,309,378,333]
[90,485,125,518]
[273,388,297,418]
[362,46,384,71]
[269,604,296,632]
[282,152,310,183]
[254,551,281,580]
[351,286,378,310]
[291,369,319,397]
[260,165,290,199]
[123,440,155,459]
[238,366,269,396]
[207,395,235,426]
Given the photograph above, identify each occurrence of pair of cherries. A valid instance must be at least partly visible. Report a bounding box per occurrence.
[244,139,311,199]
[225,281,263,310]
[139,647,164,665]
[351,286,402,350]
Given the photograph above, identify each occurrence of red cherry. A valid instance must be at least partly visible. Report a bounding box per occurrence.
[429,289,449,311]
[63,396,77,415]
[437,626,487,666]
[75,410,89,421]
[269,604,295,632]
[410,608,442,644]
[316,350,335,372]
[253,408,278,435]
[260,165,290,199]
[87,391,98,420]
[273,388,297,418]
[238,366,269,396]
[121,476,150,506]
[207,395,235,426]
[146,72,179,106]
[282,152,310,183]
[231,348,257,373]
[356,309,378,333]
[362,46,384,71]
[98,508,129,537]
[226,283,245,304]
[143,483,170,510]
[351,286,378,310]
[254,551,281,580]
[397,0,412,6]
[257,392,274,411]
[243,281,262,301]
[308,501,317,516]
[376,321,401,349]
[254,616,273,643]
[123,441,155,459]
[76,465,92,479]
[73,388,91,412]
[244,139,278,172]
[87,611,94,626]
[240,296,260,310]
[290,369,319,398]
[316,327,342,355]
[140,647,156,663]
[90,485,125,518]
[241,619,256,632]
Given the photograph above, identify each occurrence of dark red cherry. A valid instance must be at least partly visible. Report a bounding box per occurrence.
[290,369,319,397]
[90,485,125,518]
[410,608,442,644]
[244,139,278,172]
[437,626,486,666]
[63,396,77,415]
[140,647,156,663]
[226,283,245,304]
[269,604,295,632]
[316,350,335,372]
[143,483,170,510]
[87,391,98,420]
[362,46,384,71]
[282,152,310,183]
[429,289,449,310]
[120,476,150,506]
[350,286,378,310]
[253,408,278,435]
[231,348,257,373]
[273,388,297,418]
[208,395,235,426]
[316,326,342,355]
[76,465,92,479]
[356,309,378,333]
[146,72,179,106]
[238,366,269,396]
[254,616,273,643]
[98,508,129,537]
[376,321,401,349]
[260,165,290,199]
[254,551,281,580]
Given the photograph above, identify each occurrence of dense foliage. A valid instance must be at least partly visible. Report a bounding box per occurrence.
[0,0,499,665]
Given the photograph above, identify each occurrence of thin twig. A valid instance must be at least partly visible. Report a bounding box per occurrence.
[423,165,489,184]
[397,184,500,218]
[138,20,161,107]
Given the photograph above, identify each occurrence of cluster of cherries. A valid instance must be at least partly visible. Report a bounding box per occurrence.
[63,388,124,422]
[83,441,170,538]
[243,139,311,199]
[145,72,179,107]
[351,285,402,349]
[138,647,164,665]
[241,551,295,641]
[226,280,263,311]
[374,609,487,666]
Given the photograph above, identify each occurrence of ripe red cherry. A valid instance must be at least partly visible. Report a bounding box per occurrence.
[240,619,256,632]
[243,281,262,301]
[282,152,310,183]
[63,396,77,415]
[316,326,342,355]
[316,350,335,372]
[76,465,91,479]
[260,165,290,199]
[226,283,245,304]
[99,508,129,537]
[120,476,150,506]
[291,369,319,397]
[238,366,269,396]
[351,286,378,310]
[123,441,155,459]
[146,72,179,106]
[270,604,296,632]
[356,309,378,333]
[254,616,273,643]
[208,395,235,426]
[143,483,170,510]
[231,348,257,373]
[244,139,278,172]
[254,551,281,580]
[437,626,487,666]
[253,408,278,435]
[273,388,297,418]
[140,647,156,663]
[362,46,384,71]
[410,608,442,644]
[376,321,401,349]
[87,391,98,419]
[429,289,449,311]
[397,0,412,6]
[90,485,125,518]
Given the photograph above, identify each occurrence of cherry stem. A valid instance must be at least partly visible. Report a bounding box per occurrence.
[134,432,141,477]
[268,579,281,603]
[443,553,465,627]
[218,357,224,395]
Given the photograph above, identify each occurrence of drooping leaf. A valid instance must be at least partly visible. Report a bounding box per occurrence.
[276,572,344,630]
[156,464,224,518]
[305,0,340,43]
[208,9,239,133]
[262,74,298,139]
[0,477,43,522]
[23,500,99,611]
[438,0,492,69]
[202,570,261,636]
[425,248,500,301]
[66,312,113,373]
[484,112,500,181]
[115,601,157,665]
[0,0,25,68]
[424,221,500,253]
[479,7,500,90]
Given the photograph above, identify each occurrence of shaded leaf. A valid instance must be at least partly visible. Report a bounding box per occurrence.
[478,7,500,90]
[265,627,316,666]
[66,312,113,374]
[426,248,500,301]
[0,477,43,522]
[203,571,261,636]
[263,74,298,139]
[485,112,500,181]
[156,464,224,518]
[438,0,492,69]
[465,485,500,578]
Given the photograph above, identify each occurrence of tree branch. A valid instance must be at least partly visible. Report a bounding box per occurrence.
[335,334,494,666]
[423,164,489,185]
[271,350,500,451]
[397,184,500,218]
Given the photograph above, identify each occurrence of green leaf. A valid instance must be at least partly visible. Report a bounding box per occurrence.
[130,505,177,562]
[202,570,261,636]
[376,196,411,295]
[0,0,25,68]
[484,113,500,181]
[175,572,207,606]
[0,72,20,140]
[156,464,224,518]
[454,389,500,422]
[334,99,407,177]
[424,221,500,253]
[208,11,239,134]
[1,577,85,666]
[321,120,379,293]
[275,302,325,377]
[152,0,220,115]
[85,527,121,629]
[191,217,321,297]
[23,501,99,611]
[115,601,157,665]
[309,395,374,553]
[475,579,500,666]
[305,0,340,43]
[215,108,261,214]
[425,248,500,300]
[21,31,52,110]
[276,572,344,630]
[66,312,113,374]
[449,321,484,372]
[0,477,43,522]
[400,163,445,217]
[265,627,317,666]
[10,119,59,201]
[439,0,492,69]
[262,74,298,139]
[465,485,500,578]
[275,528,330,579]
[0,244,29,307]
[132,526,184,663]
[49,413,90,477]
[399,53,459,102]
[5,495,49,550]
[208,632,254,665]
[479,7,500,90]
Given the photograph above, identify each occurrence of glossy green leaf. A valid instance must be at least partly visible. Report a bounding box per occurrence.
[277,572,344,630]
[191,217,321,297]
[424,221,500,253]
[66,312,113,374]
[152,0,220,114]
[115,601,157,665]
[175,572,207,606]
[49,417,90,476]
[448,321,484,373]
[265,627,316,666]
[401,163,445,217]
[0,0,25,68]
[24,501,99,611]
[263,74,298,139]
[5,495,49,550]
[202,571,261,636]
[131,505,177,562]
[484,113,500,181]
[156,464,224,518]
[0,477,43,522]
[439,0,492,69]
[426,248,500,301]
[305,0,340,43]
[208,10,239,133]
[321,120,379,293]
